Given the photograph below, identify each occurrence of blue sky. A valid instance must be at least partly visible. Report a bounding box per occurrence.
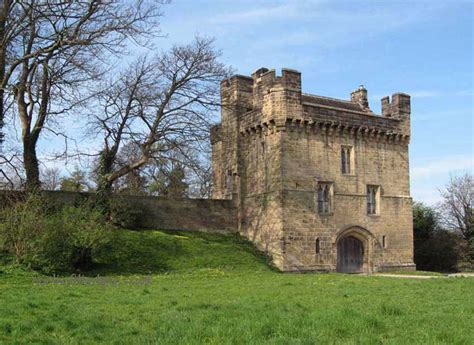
[14,0,470,204]
[153,0,472,204]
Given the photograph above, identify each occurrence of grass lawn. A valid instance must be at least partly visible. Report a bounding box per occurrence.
[1,229,473,344]
[375,270,446,276]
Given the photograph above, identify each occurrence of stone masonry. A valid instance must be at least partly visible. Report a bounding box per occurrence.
[211,67,415,273]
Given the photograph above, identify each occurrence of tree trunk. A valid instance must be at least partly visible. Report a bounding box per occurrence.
[23,136,41,192]
[0,1,10,146]
[95,149,116,212]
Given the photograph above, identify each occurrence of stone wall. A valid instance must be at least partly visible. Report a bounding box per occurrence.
[0,191,237,233]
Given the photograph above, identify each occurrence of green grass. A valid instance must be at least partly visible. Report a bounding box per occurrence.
[376,270,445,276]
[1,229,473,344]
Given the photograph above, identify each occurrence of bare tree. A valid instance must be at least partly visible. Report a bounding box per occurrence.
[0,0,11,147]
[41,166,60,191]
[0,152,23,189]
[91,37,230,197]
[1,0,163,191]
[185,151,213,199]
[439,173,473,242]
[114,142,148,195]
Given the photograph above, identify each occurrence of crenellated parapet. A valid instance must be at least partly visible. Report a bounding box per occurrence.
[381,93,411,136]
[221,68,412,145]
[239,116,410,145]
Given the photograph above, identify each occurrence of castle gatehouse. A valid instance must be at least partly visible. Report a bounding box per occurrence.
[211,67,415,273]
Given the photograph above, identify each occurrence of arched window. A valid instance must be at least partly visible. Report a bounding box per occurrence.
[315,238,320,254]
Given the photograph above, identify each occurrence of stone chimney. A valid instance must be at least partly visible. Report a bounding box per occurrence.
[351,85,369,109]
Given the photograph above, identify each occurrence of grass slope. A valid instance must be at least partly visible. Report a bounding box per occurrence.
[1,229,473,344]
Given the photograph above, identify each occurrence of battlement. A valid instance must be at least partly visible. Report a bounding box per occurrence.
[251,67,302,90]
[218,67,411,138]
[381,93,411,135]
[381,93,411,118]
[220,67,302,112]
[251,67,301,108]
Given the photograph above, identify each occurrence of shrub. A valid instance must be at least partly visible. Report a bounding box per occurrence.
[60,205,112,271]
[415,229,461,272]
[108,197,144,229]
[0,195,112,273]
[470,237,474,260]
[412,202,468,272]
[0,194,47,264]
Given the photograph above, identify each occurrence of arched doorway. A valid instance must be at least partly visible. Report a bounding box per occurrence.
[337,236,364,273]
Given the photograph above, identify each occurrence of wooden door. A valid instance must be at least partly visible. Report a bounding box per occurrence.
[337,236,364,273]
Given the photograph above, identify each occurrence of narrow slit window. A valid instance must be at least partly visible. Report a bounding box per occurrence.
[315,238,320,254]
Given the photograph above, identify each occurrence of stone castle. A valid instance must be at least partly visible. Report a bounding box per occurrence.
[211,67,415,273]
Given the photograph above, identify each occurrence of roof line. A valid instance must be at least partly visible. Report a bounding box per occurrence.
[302,93,356,105]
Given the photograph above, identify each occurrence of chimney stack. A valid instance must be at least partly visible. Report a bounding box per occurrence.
[351,85,369,109]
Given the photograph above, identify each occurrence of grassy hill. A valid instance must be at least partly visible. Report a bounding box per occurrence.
[91,229,274,275]
[1,229,473,344]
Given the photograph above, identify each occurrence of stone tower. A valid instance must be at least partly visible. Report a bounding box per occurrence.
[211,68,415,273]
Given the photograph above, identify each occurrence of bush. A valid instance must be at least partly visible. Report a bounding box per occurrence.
[415,229,461,272]
[0,195,112,273]
[31,205,113,273]
[413,202,465,272]
[0,194,48,264]
[108,197,144,229]
[471,237,474,260]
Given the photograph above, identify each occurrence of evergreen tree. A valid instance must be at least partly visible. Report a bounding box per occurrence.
[60,168,88,192]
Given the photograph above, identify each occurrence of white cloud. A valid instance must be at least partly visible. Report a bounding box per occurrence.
[411,188,443,206]
[456,89,474,97]
[158,0,452,74]
[407,90,439,99]
[371,89,473,102]
[211,3,300,24]
[410,155,473,205]
[371,90,438,101]
[411,155,473,180]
